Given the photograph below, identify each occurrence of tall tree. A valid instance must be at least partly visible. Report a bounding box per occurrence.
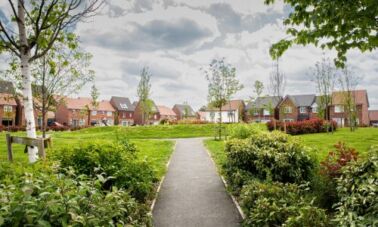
[252,80,264,122]
[0,0,102,163]
[137,67,152,125]
[338,66,360,131]
[205,59,243,140]
[265,0,378,67]
[311,56,336,132]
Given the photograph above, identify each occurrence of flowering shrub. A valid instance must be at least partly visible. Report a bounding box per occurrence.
[267,118,337,135]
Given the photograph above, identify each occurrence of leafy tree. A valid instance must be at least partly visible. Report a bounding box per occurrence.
[137,67,152,125]
[87,84,100,126]
[0,0,101,163]
[265,0,378,67]
[252,80,264,122]
[205,59,243,140]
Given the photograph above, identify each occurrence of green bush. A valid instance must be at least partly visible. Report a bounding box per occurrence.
[225,131,314,184]
[227,124,258,139]
[240,181,329,227]
[0,166,151,226]
[53,141,157,202]
[332,146,378,226]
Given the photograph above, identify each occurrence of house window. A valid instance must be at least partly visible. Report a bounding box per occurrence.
[312,106,318,113]
[3,105,12,112]
[263,109,270,116]
[79,119,85,126]
[107,111,112,117]
[122,121,128,126]
[120,103,128,109]
[335,105,344,113]
[284,106,292,113]
[299,107,306,114]
[284,119,294,122]
[91,110,97,116]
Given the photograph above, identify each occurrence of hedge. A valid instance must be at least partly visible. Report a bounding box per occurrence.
[267,118,337,135]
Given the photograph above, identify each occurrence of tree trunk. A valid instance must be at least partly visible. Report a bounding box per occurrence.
[219,107,222,140]
[17,0,38,163]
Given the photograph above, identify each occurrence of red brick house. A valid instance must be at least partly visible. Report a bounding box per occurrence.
[369,110,378,126]
[133,100,160,125]
[245,96,282,123]
[110,96,135,126]
[0,81,17,126]
[330,90,370,127]
[172,104,197,120]
[278,94,317,122]
[157,105,177,121]
[203,100,245,123]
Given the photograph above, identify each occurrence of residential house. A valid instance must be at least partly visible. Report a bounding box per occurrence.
[110,96,135,126]
[133,100,160,125]
[197,111,207,121]
[0,81,17,126]
[369,110,378,126]
[330,90,370,126]
[245,96,282,123]
[278,94,317,122]
[157,105,177,121]
[16,97,57,127]
[203,100,245,123]
[56,97,115,127]
[172,104,197,120]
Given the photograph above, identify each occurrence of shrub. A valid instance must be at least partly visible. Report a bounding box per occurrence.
[225,131,314,185]
[227,124,258,139]
[267,118,337,135]
[333,146,378,226]
[0,165,151,226]
[241,180,330,227]
[53,141,157,202]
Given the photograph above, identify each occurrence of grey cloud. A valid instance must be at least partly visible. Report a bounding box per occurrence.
[83,18,212,51]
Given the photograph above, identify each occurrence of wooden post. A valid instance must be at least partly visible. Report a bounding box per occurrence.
[6,133,13,162]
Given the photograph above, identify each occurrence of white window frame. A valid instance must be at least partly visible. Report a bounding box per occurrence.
[312,106,318,113]
[284,106,292,113]
[91,110,97,116]
[299,106,306,114]
[335,105,344,113]
[107,111,112,117]
[3,105,13,112]
[79,119,85,126]
[263,109,270,116]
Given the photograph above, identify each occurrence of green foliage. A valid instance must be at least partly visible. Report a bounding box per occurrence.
[0,165,150,226]
[53,141,157,202]
[225,131,314,184]
[227,124,259,139]
[241,181,329,227]
[265,0,378,67]
[332,146,378,226]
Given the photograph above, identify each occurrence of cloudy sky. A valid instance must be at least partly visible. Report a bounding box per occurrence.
[1,0,378,109]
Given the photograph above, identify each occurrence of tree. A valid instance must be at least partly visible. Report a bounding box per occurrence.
[0,0,102,163]
[88,83,100,126]
[311,56,336,132]
[137,67,152,125]
[204,59,243,140]
[265,0,378,67]
[252,80,264,122]
[269,59,286,130]
[338,66,361,131]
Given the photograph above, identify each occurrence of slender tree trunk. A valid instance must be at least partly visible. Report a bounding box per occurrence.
[219,107,222,140]
[17,0,38,163]
[42,57,46,138]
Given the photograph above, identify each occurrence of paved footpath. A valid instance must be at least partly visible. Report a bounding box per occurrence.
[152,138,242,227]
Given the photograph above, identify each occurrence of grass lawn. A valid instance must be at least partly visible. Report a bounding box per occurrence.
[205,127,378,169]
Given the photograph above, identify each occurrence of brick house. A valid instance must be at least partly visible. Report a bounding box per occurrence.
[369,110,378,126]
[133,100,160,125]
[278,94,317,122]
[203,100,245,123]
[172,104,197,120]
[56,97,115,127]
[245,96,282,123]
[17,98,56,127]
[110,96,135,126]
[0,81,17,126]
[330,90,370,127]
[157,105,177,121]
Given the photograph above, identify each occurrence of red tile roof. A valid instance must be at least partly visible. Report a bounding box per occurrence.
[64,97,115,111]
[369,110,378,121]
[208,100,245,111]
[157,105,176,116]
[0,93,17,106]
[332,90,369,106]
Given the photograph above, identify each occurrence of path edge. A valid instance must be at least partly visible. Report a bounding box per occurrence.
[149,140,177,212]
[202,139,246,220]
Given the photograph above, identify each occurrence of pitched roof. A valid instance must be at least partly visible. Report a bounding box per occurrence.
[97,100,115,112]
[64,97,115,111]
[207,100,245,111]
[110,96,135,111]
[286,94,316,107]
[173,104,196,116]
[332,90,369,107]
[157,105,176,116]
[369,110,378,121]
[0,81,15,94]
[246,96,282,110]
[0,93,17,106]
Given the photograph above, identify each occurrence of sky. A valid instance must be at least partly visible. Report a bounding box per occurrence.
[1,0,378,110]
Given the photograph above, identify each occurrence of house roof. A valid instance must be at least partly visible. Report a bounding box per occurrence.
[369,110,378,121]
[157,105,176,116]
[173,104,196,116]
[287,94,316,107]
[0,93,17,106]
[97,100,115,112]
[246,96,282,110]
[207,100,245,111]
[64,97,115,111]
[110,96,135,111]
[135,100,159,113]
[0,81,15,94]
[332,90,369,107]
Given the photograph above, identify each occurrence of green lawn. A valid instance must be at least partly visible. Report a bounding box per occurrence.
[205,127,378,169]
